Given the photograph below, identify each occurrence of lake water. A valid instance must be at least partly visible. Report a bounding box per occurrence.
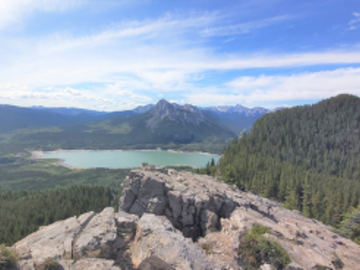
[38,150,220,169]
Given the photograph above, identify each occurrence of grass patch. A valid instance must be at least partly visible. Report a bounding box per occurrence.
[0,245,18,270]
[238,224,291,270]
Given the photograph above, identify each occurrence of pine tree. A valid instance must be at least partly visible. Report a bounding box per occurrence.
[302,172,312,217]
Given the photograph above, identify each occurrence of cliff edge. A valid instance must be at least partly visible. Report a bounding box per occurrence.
[10,165,360,269]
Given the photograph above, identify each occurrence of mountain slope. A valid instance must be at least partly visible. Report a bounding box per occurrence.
[0,105,86,134]
[219,94,360,229]
[7,99,236,151]
[97,99,236,144]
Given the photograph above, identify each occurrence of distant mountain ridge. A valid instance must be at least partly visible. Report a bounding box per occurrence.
[31,106,107,116]
[0,101,268,136]
[204,104,269,116]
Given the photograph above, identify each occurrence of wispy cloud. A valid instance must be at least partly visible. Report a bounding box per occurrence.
[0,84,152,111]
[185,67,360,107]
[37,12,217,53]
[1,7,360,110]
[349,12,360,30]
[0,0,84,30]
[200,15,290,37]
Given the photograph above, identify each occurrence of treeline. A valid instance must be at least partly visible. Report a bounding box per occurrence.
[0,186,119,245]
[218,94,360,236]
[196,158,216,176]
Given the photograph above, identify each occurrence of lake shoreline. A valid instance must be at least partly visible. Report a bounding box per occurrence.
[32,148,219,157]
[30,149,219,170]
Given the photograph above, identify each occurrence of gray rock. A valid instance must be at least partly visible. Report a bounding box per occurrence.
[14,212,95,261]
[73,207,117,260]
[119,167,237,239]
[13,166,360,270]
[130,214,214,270]
[200,209,219,234]
[71,258,121,270]
[137,256,174,270]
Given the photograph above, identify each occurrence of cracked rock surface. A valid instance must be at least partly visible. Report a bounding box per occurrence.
[13,165,360,270]
[119,165,238,240]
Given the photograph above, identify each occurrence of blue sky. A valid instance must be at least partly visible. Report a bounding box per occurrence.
[0,0,359,111]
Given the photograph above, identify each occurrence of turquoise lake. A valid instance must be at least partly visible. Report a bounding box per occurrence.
[39,150,220,169]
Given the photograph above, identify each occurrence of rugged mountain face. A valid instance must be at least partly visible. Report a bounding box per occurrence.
[146,100,208,129]
[12,165,360,270]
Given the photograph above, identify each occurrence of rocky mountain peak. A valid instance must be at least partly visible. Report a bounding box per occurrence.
[146,99,207,129]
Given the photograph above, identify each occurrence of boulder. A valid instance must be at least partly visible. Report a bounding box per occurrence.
[14,211,95,262]
[130,214,214,270]
[73,207,118,260]
[137,256,174,270]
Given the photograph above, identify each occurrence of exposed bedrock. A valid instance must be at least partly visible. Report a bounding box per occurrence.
[13,165,360,269]
[119,165,239,240]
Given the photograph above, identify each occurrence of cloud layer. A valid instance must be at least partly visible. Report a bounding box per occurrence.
[0,2,359,110]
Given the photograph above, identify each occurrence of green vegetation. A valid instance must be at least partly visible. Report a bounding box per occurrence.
[86,121,132,134]
[0,152,129,246]
[0,245,19,270]
[334,205,360,244]
[196,158,216,176]
[0,100,236,153]
[0,150,201,246]
[0,156,129,191]
[238,224,290,269]
[0,186,118,245]
[219,95,360,232]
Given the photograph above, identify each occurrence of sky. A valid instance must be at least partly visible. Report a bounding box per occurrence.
[0,0,360,111]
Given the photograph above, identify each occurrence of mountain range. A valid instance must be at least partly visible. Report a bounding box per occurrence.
[0,100,270,143]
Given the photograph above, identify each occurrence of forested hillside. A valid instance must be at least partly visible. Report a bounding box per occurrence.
[219,94,360,242]
[0,186,117,245]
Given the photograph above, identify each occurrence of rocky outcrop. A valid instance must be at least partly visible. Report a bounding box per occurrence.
[13,165,360,269]
[119,165,360,270]
[14,208,139,270]
[119,165,238,240]
[14,211,96,262]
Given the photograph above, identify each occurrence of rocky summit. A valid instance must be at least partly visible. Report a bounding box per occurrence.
[12,165,360,269]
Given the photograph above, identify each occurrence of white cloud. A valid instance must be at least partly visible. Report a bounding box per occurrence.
[185,67,360,106]
[201,15,289,37]
[37,12,217,53]
[0,84,153,111]
[1,10,360,110]
[349,12,360,30]
[0,0,84,30]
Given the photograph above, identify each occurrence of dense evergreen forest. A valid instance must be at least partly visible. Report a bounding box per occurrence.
[219,94,360,243]
[0,186,118,245]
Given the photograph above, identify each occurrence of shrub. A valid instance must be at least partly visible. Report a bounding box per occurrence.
[238,224,291,270]
[0,245,19,270]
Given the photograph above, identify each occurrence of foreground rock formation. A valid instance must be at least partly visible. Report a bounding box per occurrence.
[13,165,360,269]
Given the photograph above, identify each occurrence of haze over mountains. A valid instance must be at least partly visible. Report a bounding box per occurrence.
[0,100,270,137]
